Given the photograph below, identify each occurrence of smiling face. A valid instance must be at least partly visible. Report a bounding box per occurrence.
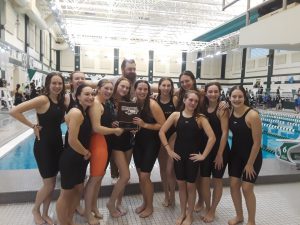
[77,86,94,108]
[180,75,194,91]
[206,85,220,104]
[135,82,149,101]
[116,80,130,97]
[183,92,199,111]
[159,79,172,97]
[49,75,64,96]
[230,89,245,108]
[98,82,113,100]
[71,72,85,91]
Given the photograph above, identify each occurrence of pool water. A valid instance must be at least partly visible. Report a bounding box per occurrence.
[0,124,67,170]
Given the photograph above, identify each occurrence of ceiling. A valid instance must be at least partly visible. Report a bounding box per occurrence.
[41,0,265,51]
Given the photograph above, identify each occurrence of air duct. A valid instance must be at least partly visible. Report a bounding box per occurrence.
[11,0,48,30]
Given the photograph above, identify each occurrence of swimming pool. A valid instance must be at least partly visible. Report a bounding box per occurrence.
[0,112,298,170]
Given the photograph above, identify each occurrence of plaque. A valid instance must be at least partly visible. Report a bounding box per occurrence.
[117,101,140,130]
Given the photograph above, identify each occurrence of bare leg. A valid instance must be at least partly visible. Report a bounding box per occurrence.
[56,188,78,225]
[107,150,130,217]
[167,134,176,206]
[135,169,146,214]
[115,149,132,214]
[242,182,256,225]
[158,145,170,206]
[182,182,196,225]
[138,172,154,218]
[91,178,103,219]
[194,176,204,212]
[33,177,56,225]
[42,191,55,225]
[84,176,101,225]
[203,178,223,223]
[176,180,187,225]
[201,177,211,213]
[228,177,244,225]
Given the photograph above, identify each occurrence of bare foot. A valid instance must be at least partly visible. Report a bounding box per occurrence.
[175,214,186,225]
[106,203,125,218]
[228,216,244,225]
[169,196,175,207]
[139,207,153,218]
[42,215,55,225]
[75,205,85,216]
[92,209,103,219]
[32,209,45,225]
[182,214,193,225]
[116,204,127,215]
[202,210,215,223]
[246,222,256,225]
[194,202,204,212]
[162,197,170,207]
[135,204,146,214]
[86,213,100,225]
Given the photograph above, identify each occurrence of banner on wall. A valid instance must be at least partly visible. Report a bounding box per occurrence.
[27,68,36,81]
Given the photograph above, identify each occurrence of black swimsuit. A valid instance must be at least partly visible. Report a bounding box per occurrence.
[34,97,64,178]
[59,107,92,189]
[157,96,176,139]
[200,105,229,178]
[133,109,160,173]
[174,112,203,183]
[66,93,76,113]
[228,108,262,183]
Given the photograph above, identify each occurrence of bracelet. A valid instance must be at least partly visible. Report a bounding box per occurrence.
[163,143,169,147]
[32,124,37,128]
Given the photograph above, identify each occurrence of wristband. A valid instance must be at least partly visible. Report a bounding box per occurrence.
[163,143,169,147]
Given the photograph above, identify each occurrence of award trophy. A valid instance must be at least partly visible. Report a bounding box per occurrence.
[117,101,140,130]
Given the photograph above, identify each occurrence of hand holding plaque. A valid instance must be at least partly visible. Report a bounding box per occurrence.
[117,101,140,130]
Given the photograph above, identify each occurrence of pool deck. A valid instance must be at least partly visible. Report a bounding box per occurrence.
[1,109,300,204]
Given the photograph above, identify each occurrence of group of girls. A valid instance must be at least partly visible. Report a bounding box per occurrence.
[10,69,262,225]
[157,71,262,225]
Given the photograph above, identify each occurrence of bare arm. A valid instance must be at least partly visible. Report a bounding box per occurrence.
[89,100,123,136]
[246,110,262,166]
[172,95,179,108]
[214,109,229,169]
[66,108,90,157]
[159,112,179,147]
[159,112,181,161]
[10,96,48,128]
[199,116,216,159]
[10,96,50,140]
[243,110,262,180]
[190,116,216,161]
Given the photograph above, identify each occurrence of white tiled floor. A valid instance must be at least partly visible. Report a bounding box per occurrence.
[1,182,300,225]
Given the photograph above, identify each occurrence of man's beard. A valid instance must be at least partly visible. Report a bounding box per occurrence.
[125,72,136,83]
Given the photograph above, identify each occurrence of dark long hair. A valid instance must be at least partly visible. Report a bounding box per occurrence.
[75,84,90,114]
[43,72,66,111]
[134,80,151,117]
[204,82,222,107]
[176,71,197,111]
[157,77,174,100]
[111,77,131,103]
[228,85,250,106]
